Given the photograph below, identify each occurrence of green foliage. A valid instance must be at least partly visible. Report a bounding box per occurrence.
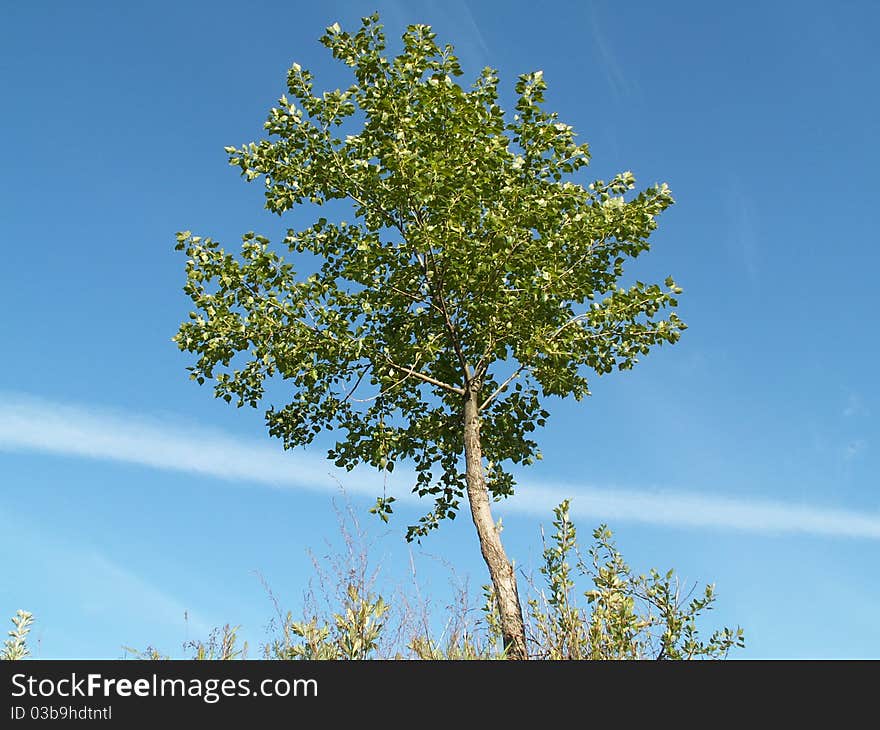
[187,624,248,660]
[1,610,34,660]
[268,585,388,660]
[408,631,497,660]
[120,503,742,660]
[529,501,745,659]
[121,645,169,660]
[407,585,506,660]
[123,624,247,660]
[174,13,685,540]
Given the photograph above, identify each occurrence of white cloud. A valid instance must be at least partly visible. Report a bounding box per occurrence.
[0,392,364,496]
[510,482,880,540]
[2,392,879,540]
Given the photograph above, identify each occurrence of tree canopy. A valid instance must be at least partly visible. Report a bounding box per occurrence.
[175,14,684,538]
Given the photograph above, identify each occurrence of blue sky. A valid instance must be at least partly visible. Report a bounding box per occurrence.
[1,0,877,658]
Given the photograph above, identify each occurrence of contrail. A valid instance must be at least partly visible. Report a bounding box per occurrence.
[1,392,878,540]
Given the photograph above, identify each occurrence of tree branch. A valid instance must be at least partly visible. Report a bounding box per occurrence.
[479,305,670,410]
[351,357,418,403]
[479,363,529,411]
[339,366,369,404]
[424,246,471,387]
[385,283,444,315]
[383,357,464,395]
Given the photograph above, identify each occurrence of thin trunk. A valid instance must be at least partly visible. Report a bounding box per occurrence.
[462,390,528,660]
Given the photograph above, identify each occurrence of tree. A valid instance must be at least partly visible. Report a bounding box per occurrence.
[174,14,685,660]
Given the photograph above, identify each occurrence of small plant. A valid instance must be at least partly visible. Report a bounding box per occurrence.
[528,500,745,659]
[268,585,388,660]
[2,610,34,660]
[408,585,505,660]
[263,499,391,660]
[125,625,248,661]
[121,645,169,660]
[186,624,248,660]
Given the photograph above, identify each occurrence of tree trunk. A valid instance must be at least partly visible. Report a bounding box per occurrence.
[462,390,528,660]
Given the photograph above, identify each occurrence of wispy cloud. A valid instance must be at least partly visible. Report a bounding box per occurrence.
[2,392,880,540]
[383,0,490,70]
[726,181,761,286]
[0,392,363,496]
[78,550,213,638]
[446,0,490,66]
[589,5,635,102]
[510,482,880,540]
[0,504,213,654]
